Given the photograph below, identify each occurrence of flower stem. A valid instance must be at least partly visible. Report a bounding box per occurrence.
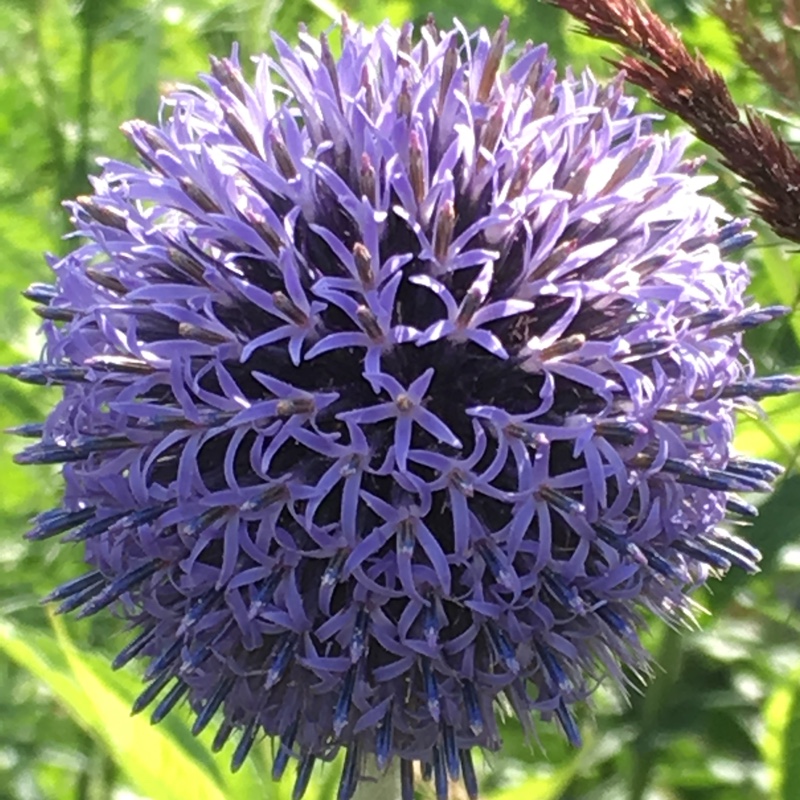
[353,761,400,800]
[628,625,684,800]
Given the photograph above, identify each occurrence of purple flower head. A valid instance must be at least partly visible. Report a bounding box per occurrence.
[4,16,798,800]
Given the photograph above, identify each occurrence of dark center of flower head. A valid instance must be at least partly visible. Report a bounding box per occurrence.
[5,16,797,800]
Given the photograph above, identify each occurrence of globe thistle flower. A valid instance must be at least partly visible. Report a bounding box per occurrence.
[4,16,798,800]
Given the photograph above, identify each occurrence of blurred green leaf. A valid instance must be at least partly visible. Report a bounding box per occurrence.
[490,744,587,800]
[0,613,248,800]
[763,667,800,800]
[735,394,800,467]
[0,3,799,800]
[708,474,800,613]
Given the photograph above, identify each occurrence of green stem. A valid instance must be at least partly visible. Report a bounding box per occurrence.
[778,4,800,101]
[72,729,113,800]
[70,18,95,200]
[628,625,684,800]
[353,760,400,800]
[30,3,68,217]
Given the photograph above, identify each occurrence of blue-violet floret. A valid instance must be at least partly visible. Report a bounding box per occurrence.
[5,16,798,800]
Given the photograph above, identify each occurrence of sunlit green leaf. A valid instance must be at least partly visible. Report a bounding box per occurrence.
[763,667,800,800]
[708,474,800,613]
[0,614,244,800]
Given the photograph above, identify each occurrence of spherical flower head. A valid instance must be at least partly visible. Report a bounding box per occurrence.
[4,16,797,800]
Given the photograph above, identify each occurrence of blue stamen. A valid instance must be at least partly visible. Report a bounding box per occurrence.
[643,549,682,581]
[725,459,783,481]
[718,230,756,254]
[674,539,731,571]
[54,580,106,615]
[654,408,714,427]
[145,639,183,679]
[241,483,289,512]
[696,536,760,574]
[442,723,460,780]
[400,759,415,800]
[64,512,126,542]
[75,561,160,619]
[265,632,297,690]
[477,541,515,591]
[337,741,359,800]
[423,599,439,648]
[725,496,759,517]
[375,705,393,772]
[5,422,46,438]
[322,550,347,587]
[22,283,58,304]
[462,680,484,735]
[231,718,259,773]
[536,644,572,694]
[42,570,102,603]
[15,434,133,465]
[486,622,520,674]
[542,569,586,616]
[711,531,761,562]
[115,503,174,531]
[1,363,87,385]
[180,588,222,631]
[333,665,357,736]
[182,643,213,672]
[183,506,228,538]
[350,605,369,663]
[626,339,671,357]
[594,419,647,444]
[34,305,74,322]
[113,626,157,670]
[211,718,234,753]
[150,680,189,724]
[432,745,448,800]
[293,753,316,800]
[556,699,582,747]
[28,507,96,540]
[192,677,235,736]
[538,485,586,515]
[592,521,646,564]
[460,749,479,800]
[398,519,415,556]
[249,571,282,618]
[662,458,772,493]
[595,603,636,640]
[422,658,441,721]
[132,670,173,715]
[708,375,799,400]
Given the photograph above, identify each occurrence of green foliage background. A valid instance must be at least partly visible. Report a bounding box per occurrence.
[0,1,798,799]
